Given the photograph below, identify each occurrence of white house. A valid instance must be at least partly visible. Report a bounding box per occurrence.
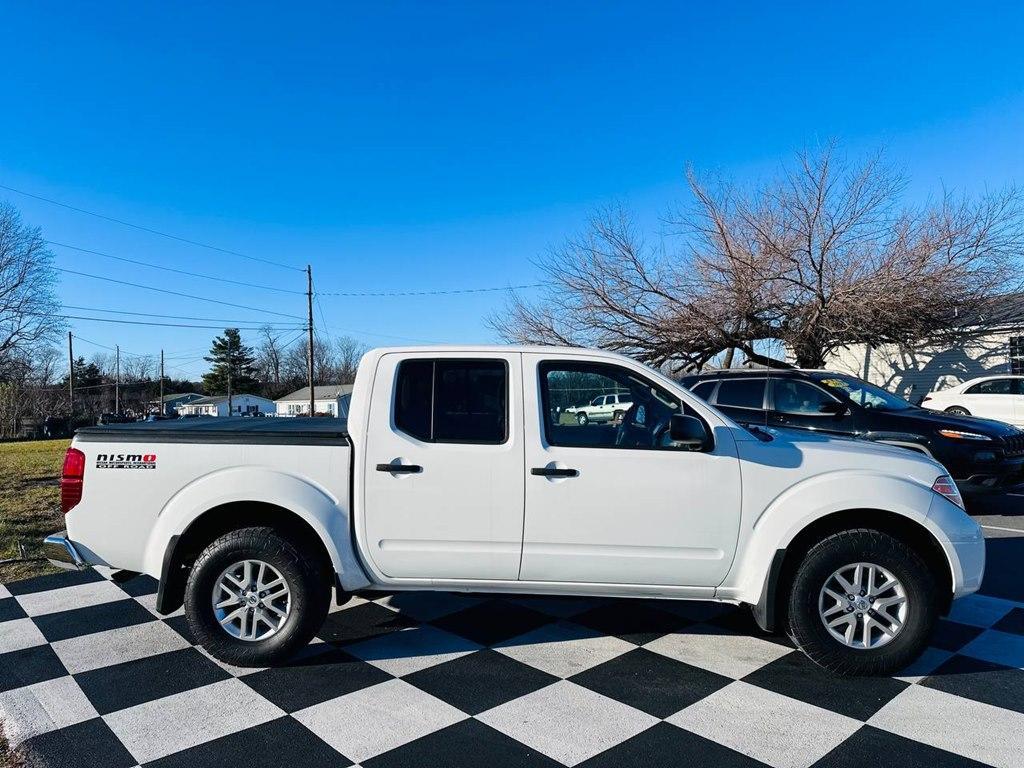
[148,392,203,417]
[824,295,1024,403]
[275,384,353,418]
[177,394,276,417]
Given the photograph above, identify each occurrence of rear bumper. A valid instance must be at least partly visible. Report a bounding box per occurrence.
[42,531,90,571]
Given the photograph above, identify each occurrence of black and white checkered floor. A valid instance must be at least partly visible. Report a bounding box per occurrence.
[2,568,1023,768]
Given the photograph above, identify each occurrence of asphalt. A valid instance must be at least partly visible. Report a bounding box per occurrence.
[968,485,1024,603]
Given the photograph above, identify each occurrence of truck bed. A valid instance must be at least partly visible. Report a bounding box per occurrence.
[75,417,350,445]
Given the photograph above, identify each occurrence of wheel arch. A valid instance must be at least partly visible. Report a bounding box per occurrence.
[751,509,953,633]
[155,501,335,615]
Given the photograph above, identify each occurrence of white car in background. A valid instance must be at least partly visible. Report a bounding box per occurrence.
[922,375,1024,426]
[564,392,633,424]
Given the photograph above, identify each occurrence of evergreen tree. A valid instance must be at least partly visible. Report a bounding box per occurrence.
[202,329,258,398]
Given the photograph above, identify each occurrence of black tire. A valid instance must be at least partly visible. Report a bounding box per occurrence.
[945,406,971,416]
[184,526,330,666]
[786,528,938,676]
[577,412,589,425]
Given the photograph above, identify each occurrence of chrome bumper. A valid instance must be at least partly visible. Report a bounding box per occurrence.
[43,531,89,570]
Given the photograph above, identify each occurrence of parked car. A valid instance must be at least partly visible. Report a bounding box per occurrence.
[682,369,1024,494]
[45,346,983,676]
[921,375,1024,426]
[564,392,633,424]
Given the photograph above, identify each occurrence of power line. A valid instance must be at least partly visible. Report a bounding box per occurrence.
[316,283,542,298]
[58,313,299,330]
[47,241,305,294]
[62,304,303,326]
[0,183,302,271]
[54,267,303,320]
[70,334,147,357]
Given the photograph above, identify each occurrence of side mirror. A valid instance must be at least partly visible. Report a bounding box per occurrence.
[669,414,713,451]
[818,401,847,416]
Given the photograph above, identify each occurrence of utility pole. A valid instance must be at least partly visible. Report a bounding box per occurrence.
[159,349,165,416]
[67,332,74,419]
[115,344,121,416]
[306,264,315,418]
[227,334,233,417]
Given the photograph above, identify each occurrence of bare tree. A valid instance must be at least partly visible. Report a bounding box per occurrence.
[0,203,63,377]
[254,325,286,394]
[491,145,1024,369]
[283,336,335,387]
[334,335,367,384]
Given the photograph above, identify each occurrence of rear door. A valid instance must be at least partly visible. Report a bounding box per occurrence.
[709,377,768,427]
[963,378,1016,423]
[362,352,525,580]
[1012,377,1024,426]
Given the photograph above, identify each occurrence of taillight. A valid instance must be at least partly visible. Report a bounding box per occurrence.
[60,447,86,514]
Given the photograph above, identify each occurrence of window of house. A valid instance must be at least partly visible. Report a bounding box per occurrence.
[714,378,767,409]
[1011,336,1024,376]
[394,359,507,444]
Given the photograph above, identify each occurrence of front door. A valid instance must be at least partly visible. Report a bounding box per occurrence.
[363,352,525,580]
[520,355,742,587]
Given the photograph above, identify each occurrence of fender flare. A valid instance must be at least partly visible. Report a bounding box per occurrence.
[144,467,364,612]
[729,470,961,630]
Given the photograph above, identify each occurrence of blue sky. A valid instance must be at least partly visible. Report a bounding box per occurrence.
[2,2,1023,379]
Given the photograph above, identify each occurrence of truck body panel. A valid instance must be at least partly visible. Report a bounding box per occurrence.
[56,346,984,647]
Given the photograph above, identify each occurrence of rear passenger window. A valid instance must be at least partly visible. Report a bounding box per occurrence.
[691,381,716,401]
[715,379,766,409]
[966,379,1013,395]
[394,359,508,444]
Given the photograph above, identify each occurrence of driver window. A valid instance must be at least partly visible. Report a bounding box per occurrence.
[540,361,685,450]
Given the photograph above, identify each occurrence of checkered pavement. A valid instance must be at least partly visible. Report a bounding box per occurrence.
[2,568,1023,768]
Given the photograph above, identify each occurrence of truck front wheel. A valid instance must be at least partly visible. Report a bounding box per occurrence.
[184,526,330,666]
[786,528,938,676]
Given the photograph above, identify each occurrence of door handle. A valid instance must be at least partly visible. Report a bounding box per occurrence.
[376,463,423,474]
[531,467,579,477]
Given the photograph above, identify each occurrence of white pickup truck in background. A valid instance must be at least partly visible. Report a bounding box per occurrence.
[45,346,985,676]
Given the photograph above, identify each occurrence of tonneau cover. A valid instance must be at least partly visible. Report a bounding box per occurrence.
[75,417,349,445]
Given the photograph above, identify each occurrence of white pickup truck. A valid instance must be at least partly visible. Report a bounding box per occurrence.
[45,346,985,676]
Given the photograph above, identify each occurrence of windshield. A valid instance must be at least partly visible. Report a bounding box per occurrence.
[814,375,913,411]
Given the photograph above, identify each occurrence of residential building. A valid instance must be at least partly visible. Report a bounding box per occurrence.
[824,295,1024,403]
[148,392,203,417]
[176,394,276,417]
[275,384,354,418]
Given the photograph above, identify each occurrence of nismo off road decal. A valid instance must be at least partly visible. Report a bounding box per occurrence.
[96,452,157,470]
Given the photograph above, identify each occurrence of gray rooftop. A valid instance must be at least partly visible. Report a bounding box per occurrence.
[277,384,354,402]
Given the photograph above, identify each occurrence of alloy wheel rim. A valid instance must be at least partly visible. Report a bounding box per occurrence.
[212,559,291,641]
[818,562,908,650]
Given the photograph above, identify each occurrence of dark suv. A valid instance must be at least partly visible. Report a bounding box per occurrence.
[681,369,1024,493]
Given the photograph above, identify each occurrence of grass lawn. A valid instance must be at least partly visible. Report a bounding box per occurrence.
[1,439,69,767]
[0,439,69,583]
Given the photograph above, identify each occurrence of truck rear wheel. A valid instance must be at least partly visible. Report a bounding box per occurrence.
[184,526,330,666]
[786,529,938,676]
